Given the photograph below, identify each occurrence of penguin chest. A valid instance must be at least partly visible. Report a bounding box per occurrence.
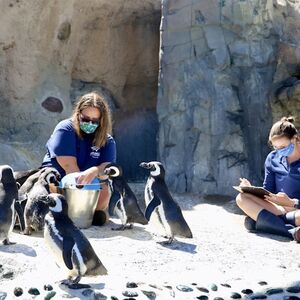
[115,196,127,225]
[156,203,173,237]
[145,177,154,206]
[44,215,64,265]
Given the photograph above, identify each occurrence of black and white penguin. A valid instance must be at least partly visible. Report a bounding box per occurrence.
[140,161,193,244]
[0,165,19,245]
[104,163,148,230]
[18,167,61,235]
[42,193,107,288]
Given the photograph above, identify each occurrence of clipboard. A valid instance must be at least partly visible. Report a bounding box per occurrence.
[233,185,270,198]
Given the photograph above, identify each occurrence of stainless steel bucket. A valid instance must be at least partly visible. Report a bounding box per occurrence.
[62,187,100,229]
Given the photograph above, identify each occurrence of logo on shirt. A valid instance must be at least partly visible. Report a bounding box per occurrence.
[90,146,100,159]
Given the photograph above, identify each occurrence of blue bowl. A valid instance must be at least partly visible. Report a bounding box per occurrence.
[59,172,101,190]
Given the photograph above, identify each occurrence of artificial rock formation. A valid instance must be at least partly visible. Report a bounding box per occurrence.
[0,0,160,179]
[158,0,300,195]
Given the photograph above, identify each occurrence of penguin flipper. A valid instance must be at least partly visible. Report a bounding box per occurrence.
[63,236,75,270]
[108,190,121,216]
[145,195,161,221]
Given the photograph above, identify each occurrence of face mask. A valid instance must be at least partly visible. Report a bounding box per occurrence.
[276,143,295,157]
[80,122,98,134]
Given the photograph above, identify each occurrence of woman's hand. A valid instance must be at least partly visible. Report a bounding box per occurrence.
[239,178,251,187]
[76,166,99,185]
[264,192,294,207]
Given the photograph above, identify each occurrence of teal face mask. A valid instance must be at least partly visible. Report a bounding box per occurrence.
[80,122,98,134]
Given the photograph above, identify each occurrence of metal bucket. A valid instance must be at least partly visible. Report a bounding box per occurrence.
[59,172,102,228]
[62,187,100,229]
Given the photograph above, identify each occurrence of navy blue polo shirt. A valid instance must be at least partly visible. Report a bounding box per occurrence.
[41,118,116,177]
[263,150,300,199]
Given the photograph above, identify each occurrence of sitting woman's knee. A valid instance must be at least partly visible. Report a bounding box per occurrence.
[236,193,248,209]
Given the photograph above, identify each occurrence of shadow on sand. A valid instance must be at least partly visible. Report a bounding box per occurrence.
[83,219,153,241]
[0,243,37,257]
[157,240,197,254]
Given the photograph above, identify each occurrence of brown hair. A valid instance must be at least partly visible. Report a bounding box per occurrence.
[268,116,298,144]
[72,92,112,148]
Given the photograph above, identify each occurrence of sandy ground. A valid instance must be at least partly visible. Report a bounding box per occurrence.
[1,184,300,299]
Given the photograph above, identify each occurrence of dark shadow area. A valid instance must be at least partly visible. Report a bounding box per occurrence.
[0,243,37,257]
[157,240,197,254]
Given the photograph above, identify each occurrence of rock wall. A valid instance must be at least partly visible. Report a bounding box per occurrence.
[158,0,300,195]
[0,0,160,179]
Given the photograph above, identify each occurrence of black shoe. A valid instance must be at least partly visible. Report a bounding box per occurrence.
[244,216,256,232]
[92,210,107,226]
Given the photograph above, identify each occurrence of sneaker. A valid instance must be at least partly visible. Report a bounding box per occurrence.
[92,210,107,226]
[244,216,256,232]
[292,226,300,243]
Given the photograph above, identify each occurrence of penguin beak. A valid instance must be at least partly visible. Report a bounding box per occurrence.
[103,168,111,175]
[139,162,150,169]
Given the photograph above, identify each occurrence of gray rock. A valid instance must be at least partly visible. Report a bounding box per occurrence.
[0,292,7,300]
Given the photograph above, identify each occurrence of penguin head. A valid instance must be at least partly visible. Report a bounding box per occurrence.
[0,165,15,184]
[40,193,68,214]
[104,163,123,177]
[40,167,61,187]
[139,161,165,178]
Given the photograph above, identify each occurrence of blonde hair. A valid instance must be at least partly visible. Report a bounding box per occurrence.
[72,92,112,148]
[268,116,298,144]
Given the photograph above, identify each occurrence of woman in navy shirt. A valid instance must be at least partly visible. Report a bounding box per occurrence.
[236,116,300,241]
[42,91,116,225]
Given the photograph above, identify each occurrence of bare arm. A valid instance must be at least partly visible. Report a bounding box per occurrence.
[56,156,80,174]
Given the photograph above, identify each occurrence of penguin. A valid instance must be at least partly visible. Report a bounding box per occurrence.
[0,165,19,245]
[140,161,193,244]
[42,193,107,288]
[12,168,40,231]
[18,167,61,235]
[104,163,148,230]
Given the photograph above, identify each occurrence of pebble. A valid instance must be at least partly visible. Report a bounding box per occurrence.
[213,297,224,300]
[284,296,300,300]
[197,287,209,293]
[111,296,119,300]
[176,284,193,292]
[122,290,138,297]
[286,286,300,293]
[191,283,197,286]
[94,292,108,300]
[126,282,138,288]
[221,283,231,288]
[210,284,218,291]
[197,296,209,300]
[13,287,23,297]
[258,281,268,286]
[28,287,40,296]
[141,290,156,299]
[2,271,13,279]
[241,288,253,295]
[0,292,7,300]
[44,291,56,300]
[230,292,241,299]
[44,284,53,291]
[265,288,284,295]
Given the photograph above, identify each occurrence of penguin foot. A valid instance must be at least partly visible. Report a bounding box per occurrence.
[2,238,15,245]
[61,281,91,290]
[111,224,133,231]
[20,227,32,235]
[158,237,174,245]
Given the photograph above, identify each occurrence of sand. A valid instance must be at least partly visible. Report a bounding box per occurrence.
[1,184,300,299]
